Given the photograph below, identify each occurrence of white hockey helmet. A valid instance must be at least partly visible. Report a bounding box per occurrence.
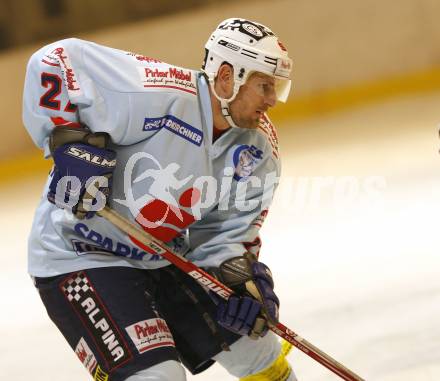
[202,18,292,106]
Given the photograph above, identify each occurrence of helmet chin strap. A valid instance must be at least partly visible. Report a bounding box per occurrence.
[207,76,241,129]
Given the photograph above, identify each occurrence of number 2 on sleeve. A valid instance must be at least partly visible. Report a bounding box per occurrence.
[39,72,77,112]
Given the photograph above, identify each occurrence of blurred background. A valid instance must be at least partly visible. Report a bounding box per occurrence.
[1,0,440,380]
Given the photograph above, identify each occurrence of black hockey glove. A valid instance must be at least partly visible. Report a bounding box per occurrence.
[47,125,116,219]
[207,253,279,339]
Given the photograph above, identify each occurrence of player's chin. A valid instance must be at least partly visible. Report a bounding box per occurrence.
[241,116,261,129]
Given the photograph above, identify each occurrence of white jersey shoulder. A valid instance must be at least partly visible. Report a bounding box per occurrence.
[23,38,200,149]
[37,38,199,96]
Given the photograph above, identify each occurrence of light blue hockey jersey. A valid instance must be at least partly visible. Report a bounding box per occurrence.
[22,38,281,277]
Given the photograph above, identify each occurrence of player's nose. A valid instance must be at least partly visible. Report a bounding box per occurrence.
[264,88,277,108]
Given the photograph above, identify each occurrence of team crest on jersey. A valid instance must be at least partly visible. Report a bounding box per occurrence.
[233,145,263,181]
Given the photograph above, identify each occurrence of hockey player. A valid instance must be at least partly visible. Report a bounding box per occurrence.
[23,18,295,381]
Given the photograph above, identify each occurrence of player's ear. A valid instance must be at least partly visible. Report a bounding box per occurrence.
[215,63,234,98]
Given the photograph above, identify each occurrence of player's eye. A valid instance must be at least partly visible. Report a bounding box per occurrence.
[258,83,274,96]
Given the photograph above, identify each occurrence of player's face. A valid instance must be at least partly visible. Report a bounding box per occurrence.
[229,72,277,129]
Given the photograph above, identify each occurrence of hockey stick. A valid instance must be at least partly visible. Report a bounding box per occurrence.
[97,206,365,381]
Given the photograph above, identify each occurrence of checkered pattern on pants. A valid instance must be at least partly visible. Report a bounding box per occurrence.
[62,271,94,302]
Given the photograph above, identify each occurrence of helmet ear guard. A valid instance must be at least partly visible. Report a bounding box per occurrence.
[205,59,244,128]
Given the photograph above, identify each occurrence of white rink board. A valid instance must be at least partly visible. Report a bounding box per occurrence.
[1,92,440,380]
